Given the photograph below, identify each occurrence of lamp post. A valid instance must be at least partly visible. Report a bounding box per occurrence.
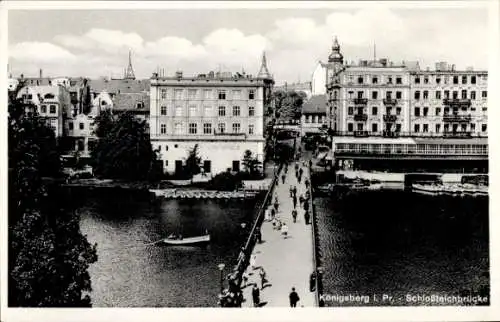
[217,263,225,294]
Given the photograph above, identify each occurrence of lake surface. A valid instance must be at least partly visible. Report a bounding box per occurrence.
[78,191,261,307]
[314,190,489,306]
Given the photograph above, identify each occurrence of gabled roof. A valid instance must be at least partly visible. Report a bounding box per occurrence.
[90,78,150,94]
[112,92,150,114]
[302,95,326,115]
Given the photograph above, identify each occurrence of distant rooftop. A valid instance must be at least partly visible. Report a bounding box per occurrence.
[90,78,150,94]
[302,95,327,115]
[151,70,271,81]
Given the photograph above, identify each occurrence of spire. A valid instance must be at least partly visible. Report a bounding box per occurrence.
[328,36,343,64]
[258,51,272,79]
[124,50,136,80]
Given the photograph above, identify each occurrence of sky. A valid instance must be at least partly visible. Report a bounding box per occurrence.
[7,6,489,85]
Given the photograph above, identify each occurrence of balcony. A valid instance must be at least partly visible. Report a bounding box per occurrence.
[353,114,368,122]
[353,98,368,105]
[353,130,369,137]
[383,114,398,122]
[443,131,473,138]
[443,114,472,122]
[383,98,398,106]
[443,98,472,106]
[382,130,400,138]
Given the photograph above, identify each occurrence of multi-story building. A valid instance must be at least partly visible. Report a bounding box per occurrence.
[300,95,327,136]
[149,54,274,176]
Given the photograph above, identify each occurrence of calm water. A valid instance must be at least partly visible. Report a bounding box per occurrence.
[78,192,261,307]
[314,190,489,306]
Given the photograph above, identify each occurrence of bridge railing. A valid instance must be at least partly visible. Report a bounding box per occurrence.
[307,163,322,306]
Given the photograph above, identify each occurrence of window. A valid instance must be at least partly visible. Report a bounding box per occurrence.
[414,91,420,100]
[453,91,458,99]
[396,77,402,84]
[444,107,450,115]
[396,124,402,132]
[347,123,354,132]
[462,75,467,84]
[248,124,254,134]
[444,90,449,99]
[136,103,143,109]
[372,77,378,84]
[175,123,182,134]
[414,77,420,84]
[357,91,364,99]
[482,91,487,98]
[218,123,226,133]
[357,76,364,84]
[471,76,477,84]
[436,107,441,116]
[348,106,354,115]
[372,123,378,132]
[161,89,167,99]
[158,145,162,151]
[423,91,428,99]
[218,90,226,100]
[372,91,378,99]
[386,91,392,99]
[396,107,402,115]
[414,124,420,132]
[232,123,241,133]
[436,77,441,84]
[174,89,183,100]
[435,124,441,133]
[453,76,459,84]
[69,122,73,130]
[357,123,364,131]
[204,89,212,99]
[232,106,240,116]
[161,106,167,115]
[232,90,241,99]
[423,124,429,133]
[189,123,197,134]
[461,124,467,132]
[165,160,169,167]
[387,76,393,84]
[50,105,56,114]
[175,106,183,117]
[482,124,487,132]
[249,106,255,116]
[424,77,429,84]
[471,91,476,99]
[188,89,197,99]
[444,124,449,132]
[203,123,212,134]
[482,107,487,112]
[160,124,167,134]
[372,107,378,115]
[414,107,420,116]
[435,91,441,99]
[248,89,255,100]
[218,106,226,116]
[396,91,402,99]
[79,122,84,130]
[41,105,47,113]
[423,107,428,116]
[204,105,212,116]
[471,123,476,132]
[189,105,197,117]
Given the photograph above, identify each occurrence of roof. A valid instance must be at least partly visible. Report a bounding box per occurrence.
[413,137,488,145]
[333,137,416,145]
[90,78,150,94]
[112,92,150,113]
[302,95,326,114]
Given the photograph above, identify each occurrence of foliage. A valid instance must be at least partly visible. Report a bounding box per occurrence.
[8,91,97,307]
[241,150,262,178]
[91,111,159,181]
[209,171,243,191]
[184,144,202,178]
[93,109,114,138]
[272,90,306,121]
[274,142,295,163]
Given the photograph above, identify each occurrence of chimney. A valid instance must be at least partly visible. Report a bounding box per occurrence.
[39,68,43,79]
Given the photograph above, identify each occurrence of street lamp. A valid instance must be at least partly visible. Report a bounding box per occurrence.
[217,263,226,293]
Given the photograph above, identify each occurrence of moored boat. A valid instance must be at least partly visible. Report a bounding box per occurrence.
[162,233,211,245]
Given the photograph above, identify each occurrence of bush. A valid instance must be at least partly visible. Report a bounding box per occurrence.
[209,171,243,191]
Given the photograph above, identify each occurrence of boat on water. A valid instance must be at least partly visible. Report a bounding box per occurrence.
[162,233,211,245]
[412,183,488,197]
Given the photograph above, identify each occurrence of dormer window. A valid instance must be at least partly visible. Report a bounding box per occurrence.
[137,103,143,109]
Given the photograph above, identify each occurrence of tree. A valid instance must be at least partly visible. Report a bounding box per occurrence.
[272,90,305,121]
[91,111,159,181]
[8,90,97,307]
[241,150,262,178]
[93,109,114,138]
[184,144,202,178]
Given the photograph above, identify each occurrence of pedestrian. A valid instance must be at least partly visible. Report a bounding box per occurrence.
[252,284,260,307]
[271,208,276,220]
[259,267,267,290]
[305,179,310,189]
[281,173,286,184]
[299,167,304,178]
[255,229,262,244]
[250,254,257,270]
[304,210,310,225]
[265,208,271,222]
[292,186,297,198]
[303,200,309,211]
[292,195,297,209]
[297,175,302,184]
[281,223,288,239]
[299,194,304,205]
[292,209,297,223]
[289,287,300,307]
[285,164,288,174]
[309,159,313,168]
[274,197,279,213]
[289,185,293,197]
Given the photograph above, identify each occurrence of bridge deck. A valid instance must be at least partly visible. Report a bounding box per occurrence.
[241,162,315,308]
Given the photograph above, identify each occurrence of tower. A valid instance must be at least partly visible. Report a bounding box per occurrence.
[328,36,344,64]
[326,36,345,132]
[124,50,136,80]
[257,51,272,79]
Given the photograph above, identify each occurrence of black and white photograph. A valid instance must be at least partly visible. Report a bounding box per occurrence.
[1,1,499,321]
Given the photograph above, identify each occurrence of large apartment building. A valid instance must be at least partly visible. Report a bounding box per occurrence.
[149,54,274,175]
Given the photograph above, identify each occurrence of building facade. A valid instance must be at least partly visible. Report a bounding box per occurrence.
[300,94,327,136]
[150,55,274,176]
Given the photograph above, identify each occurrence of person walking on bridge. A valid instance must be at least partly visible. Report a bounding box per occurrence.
[282,173,286,184]
[292,209,297,223]
[292,194,297,209]
[289,287,300,307]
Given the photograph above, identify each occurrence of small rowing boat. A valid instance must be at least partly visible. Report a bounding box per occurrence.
[162,233,211,246]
